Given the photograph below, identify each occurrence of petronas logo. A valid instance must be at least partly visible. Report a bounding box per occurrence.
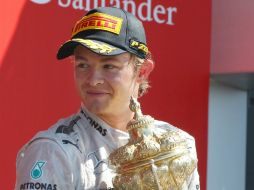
[30,161,46,179]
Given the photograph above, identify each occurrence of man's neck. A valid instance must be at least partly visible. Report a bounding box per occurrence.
[98,111,134,132]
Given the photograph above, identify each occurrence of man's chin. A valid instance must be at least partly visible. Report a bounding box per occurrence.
[85,103,108,115]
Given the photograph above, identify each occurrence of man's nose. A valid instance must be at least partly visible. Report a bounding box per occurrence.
[86,69,104,86]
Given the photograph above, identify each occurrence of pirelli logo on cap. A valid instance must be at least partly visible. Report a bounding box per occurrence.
[71,12,123,37]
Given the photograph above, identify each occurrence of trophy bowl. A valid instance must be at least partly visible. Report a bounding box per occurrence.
[108,97,197,190]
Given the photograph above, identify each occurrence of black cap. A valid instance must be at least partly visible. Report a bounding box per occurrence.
[57,7,148,60]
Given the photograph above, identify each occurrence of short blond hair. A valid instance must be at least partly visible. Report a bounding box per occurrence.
[131,52,153,97]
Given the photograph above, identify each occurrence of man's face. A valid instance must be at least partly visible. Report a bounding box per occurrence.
[74,46,140,118]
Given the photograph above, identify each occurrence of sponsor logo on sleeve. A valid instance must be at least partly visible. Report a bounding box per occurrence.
[30,161,46,180]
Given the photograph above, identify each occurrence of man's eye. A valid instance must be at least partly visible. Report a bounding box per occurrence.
[77,63,89,69]
[104,64,116,69]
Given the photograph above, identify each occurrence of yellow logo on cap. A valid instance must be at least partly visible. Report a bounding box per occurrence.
[73,39,117,54]
[130,40,148,54]
[72,13,123,37]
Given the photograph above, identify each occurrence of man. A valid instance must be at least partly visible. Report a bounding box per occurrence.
[15,7,199,190]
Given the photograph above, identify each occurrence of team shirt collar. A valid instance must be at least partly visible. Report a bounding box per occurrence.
[79,106,129,148]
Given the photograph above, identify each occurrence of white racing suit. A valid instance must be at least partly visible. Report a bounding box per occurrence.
[15,107,200,190]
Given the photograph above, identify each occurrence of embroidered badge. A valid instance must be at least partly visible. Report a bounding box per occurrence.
[30,161,46,179]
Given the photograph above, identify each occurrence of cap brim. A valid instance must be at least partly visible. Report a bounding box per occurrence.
[57,38,126,60]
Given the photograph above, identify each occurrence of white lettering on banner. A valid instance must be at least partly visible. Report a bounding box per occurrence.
[122,0,136,15]
[110,0,120,8]
[31,0,51,4]
[166,7,177,25]
[153,4,177,25]
[138,0,153,22]
[72,0,83,10]
[71,0,90,11]
[58,0,70,7]
[31,0,178,25]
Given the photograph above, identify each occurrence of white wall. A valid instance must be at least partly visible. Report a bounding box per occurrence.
[207,80,247,190]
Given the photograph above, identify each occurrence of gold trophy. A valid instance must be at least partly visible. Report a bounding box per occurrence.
[109,97,197,189]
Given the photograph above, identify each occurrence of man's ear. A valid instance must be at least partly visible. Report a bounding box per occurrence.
[138,59,154,81]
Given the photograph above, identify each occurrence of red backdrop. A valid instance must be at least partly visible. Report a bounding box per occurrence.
[0,1,210,189]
